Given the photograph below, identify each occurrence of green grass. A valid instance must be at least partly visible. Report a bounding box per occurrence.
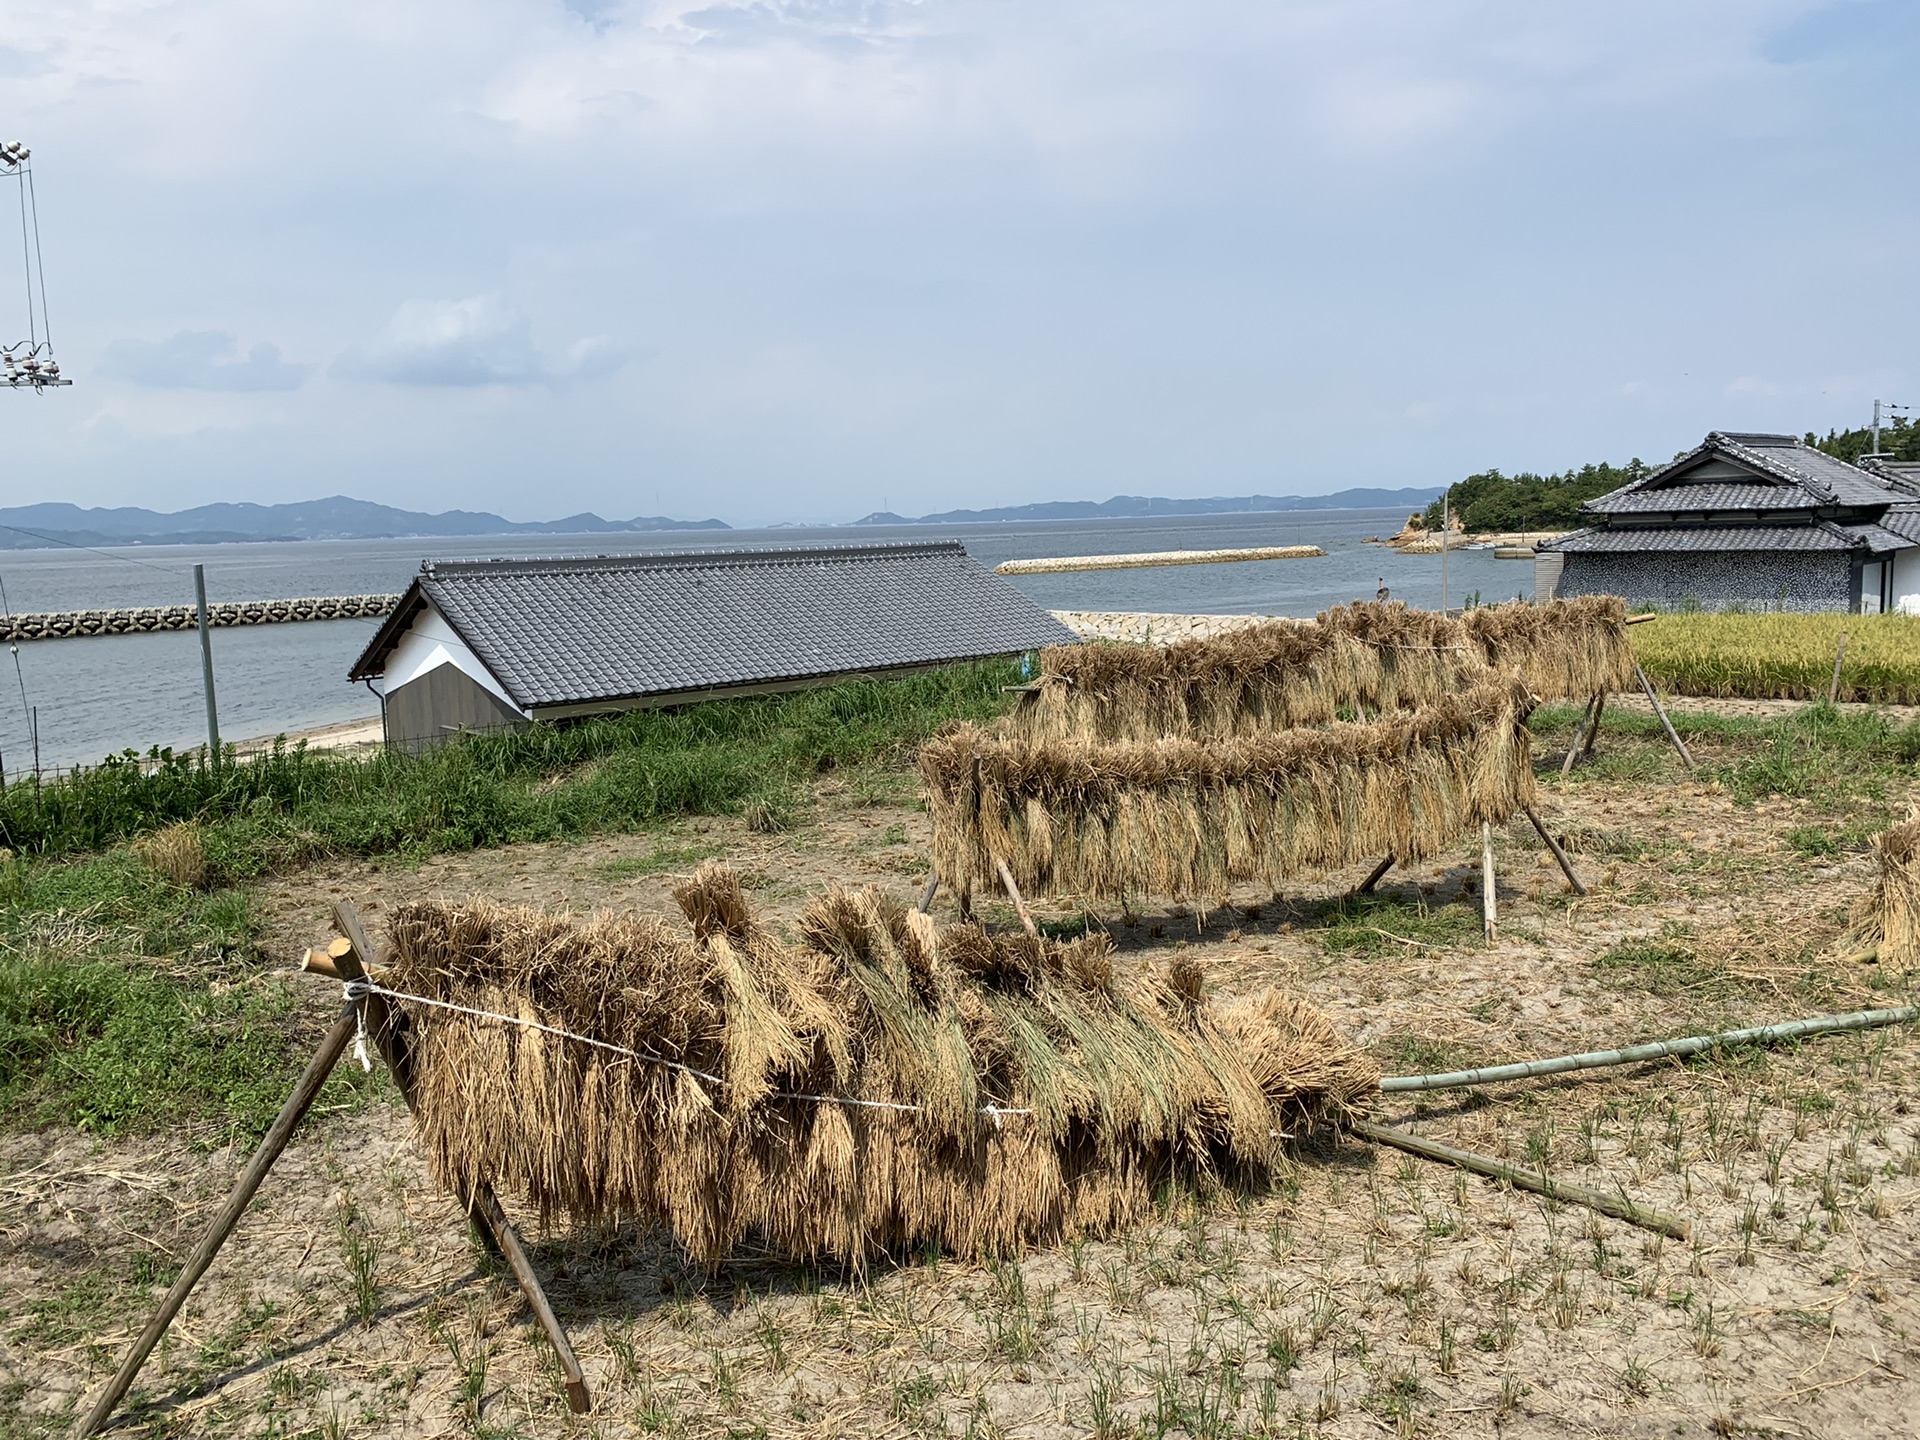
[0,660,1019,870]
[1308,895,1482,957]
[1590,934,1723,997]
[0,856,377,1138]
[591,841,725,882]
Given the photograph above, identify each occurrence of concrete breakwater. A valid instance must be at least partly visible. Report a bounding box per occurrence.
[1053,610,1295,643]
[997,545,1324,575]
[2,593,400,642]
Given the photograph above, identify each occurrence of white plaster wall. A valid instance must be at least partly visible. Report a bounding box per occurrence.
[1894,549,1920,616]
[375,607,526,715]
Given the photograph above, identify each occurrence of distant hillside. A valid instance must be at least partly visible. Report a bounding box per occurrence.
[0,496,730,549]
[851,487,1445,526]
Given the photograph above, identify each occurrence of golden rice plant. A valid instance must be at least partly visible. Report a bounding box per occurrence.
[132,821,208,890]
[1460,595,1636,701]
[387,863,1377,1262]
[1632,612,1920,703]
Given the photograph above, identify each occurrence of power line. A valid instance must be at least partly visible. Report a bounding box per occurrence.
[0,523,194,576]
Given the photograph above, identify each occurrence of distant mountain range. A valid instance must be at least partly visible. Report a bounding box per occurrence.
[0,496,730,549]
[851,487,1445,525]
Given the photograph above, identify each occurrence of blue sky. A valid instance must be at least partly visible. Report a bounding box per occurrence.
[3,0,1915,524]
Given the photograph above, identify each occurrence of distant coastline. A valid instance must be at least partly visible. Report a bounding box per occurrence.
[0,485,1446,551]
[851,487,1444,526]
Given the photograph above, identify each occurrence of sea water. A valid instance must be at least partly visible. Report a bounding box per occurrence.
[0,511,1526,772]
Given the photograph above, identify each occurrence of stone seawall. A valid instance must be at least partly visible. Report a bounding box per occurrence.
[1051,610,1294,644]
[2,593,401,642]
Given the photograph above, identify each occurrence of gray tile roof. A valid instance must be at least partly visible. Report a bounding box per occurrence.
[1877,504,1920,545]
[1583,431,1904,516]
[1545,524,1859,554]
[1862,458,1920,496]
[350,543,1077,710]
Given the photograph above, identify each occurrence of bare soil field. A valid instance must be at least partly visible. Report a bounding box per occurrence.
[5,714,1919,1440]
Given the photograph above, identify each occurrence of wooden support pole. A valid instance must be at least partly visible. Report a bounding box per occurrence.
[994,856,1040,937]
[917,874,939,914]
[1830,629,1850,704]
[331,904,585,1412]
[1480,821,1497,942]
[1635,664,1695,771]
[1349,1118,1690,1240]
[1560,694,1598,779]
[1354,855,1395,896]
[475,1181,591,1414]
[75,1002,361,1438]
[1523,806,1588,896]
[1581,691,1607,757]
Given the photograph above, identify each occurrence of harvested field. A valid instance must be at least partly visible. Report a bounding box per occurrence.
[6,695,1920,1438]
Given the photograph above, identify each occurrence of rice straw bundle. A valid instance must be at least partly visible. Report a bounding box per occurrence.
[1841,812,1920,970]
[1461,595,1635,701]
[388,863,1377,1262]
[923,677,1535,901]
[1012,603,1491,743]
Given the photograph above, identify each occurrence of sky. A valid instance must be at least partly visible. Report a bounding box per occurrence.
[1,0,1915,526]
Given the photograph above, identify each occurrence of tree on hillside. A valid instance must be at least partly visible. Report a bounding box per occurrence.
[1422,460,1650,534]
[1810,418,1920,465]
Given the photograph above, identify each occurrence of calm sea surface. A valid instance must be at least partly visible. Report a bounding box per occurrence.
[0,512,1527,772]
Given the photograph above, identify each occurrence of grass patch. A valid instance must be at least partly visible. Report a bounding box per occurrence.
[1375,1032,1473,1077]
[1309,896,1481,957]
[0,853,373,1139]
[0,660,1018,871]
[1590,930,1727,998]
[1633,612,1920,704]
[591,841,725,882]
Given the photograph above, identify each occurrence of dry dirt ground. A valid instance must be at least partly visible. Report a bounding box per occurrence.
[5,718,1920,1439]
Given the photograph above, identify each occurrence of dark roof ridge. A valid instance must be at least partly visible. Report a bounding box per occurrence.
[418,541,968,578]
[1706,431,1835,501]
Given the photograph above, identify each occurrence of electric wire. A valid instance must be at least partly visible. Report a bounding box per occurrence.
[12,159,34,349]
[0,524,193,576]
[26,162,50,356]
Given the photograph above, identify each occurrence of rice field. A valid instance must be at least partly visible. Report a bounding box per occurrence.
[1632,612,1920,704]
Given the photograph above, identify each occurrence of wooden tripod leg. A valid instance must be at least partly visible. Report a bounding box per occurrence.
[1524,806,1589,896]
[1480,822,1498,942]
[917,874,939,914]
[1355,856,1395,896]
[994,857,1039,937]
[1635,665,1695,772]
[75,1002,361,1438]
[475,1181,590,1414]
[1561,694,1598,779]
[332,904,583,1407]
[1581,692,1607,757]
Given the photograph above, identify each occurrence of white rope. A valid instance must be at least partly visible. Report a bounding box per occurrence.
[344,978,1032,1120]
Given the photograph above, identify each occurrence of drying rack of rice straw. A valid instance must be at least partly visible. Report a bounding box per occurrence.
[921,602,1593,941]
[74,870,1387,1432]
[1460,596,1693,776]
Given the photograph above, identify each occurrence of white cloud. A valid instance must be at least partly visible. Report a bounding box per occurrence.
[97,330,308,391]
[333,296,631,387]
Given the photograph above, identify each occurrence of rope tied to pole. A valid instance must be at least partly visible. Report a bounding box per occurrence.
[341,977,1036,1121]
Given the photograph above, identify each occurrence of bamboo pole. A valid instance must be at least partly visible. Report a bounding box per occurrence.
[1480,821,1497,941]
[332,903,586,1412]
[75,1002,361,1437]
[1379,1005,1920,1094]
[1354,855,1395,896]
[1560,694,1598,779]
[917,874,939,914]
[995,856,1040,937]
[1523,806,1588,895]
[1635,664,1695,771]
[1830,630,1850,704]
[1349,1118,1690,1240]
[1581,692,1606,758]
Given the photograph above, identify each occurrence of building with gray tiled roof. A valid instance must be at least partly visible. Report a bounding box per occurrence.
[349,543,1077,752]
[1537,432,1920,613]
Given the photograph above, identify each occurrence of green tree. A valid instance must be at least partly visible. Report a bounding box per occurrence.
[1809,418,1920,464]
[1422,459,1649,534]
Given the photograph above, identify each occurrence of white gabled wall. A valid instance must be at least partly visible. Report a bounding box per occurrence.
[1894,549,1920,616]
[374,606,528,716]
